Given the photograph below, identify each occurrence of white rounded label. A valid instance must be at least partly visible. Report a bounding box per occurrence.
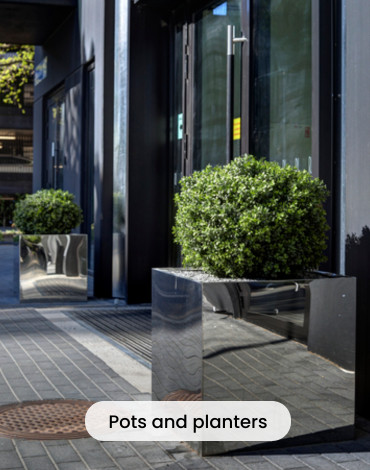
[85,401,291,442]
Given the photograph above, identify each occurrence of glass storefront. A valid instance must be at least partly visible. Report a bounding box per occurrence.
[45,89,65,188]
[251,0,312,172]
[172,0,312,176]
[192,0,242,170]
[168,0,313,267]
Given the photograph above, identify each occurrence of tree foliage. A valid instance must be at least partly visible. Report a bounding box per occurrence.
[0,44,34,111]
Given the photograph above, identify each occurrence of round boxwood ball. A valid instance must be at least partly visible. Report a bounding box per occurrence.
[173,155,329,279]
[13,189,83,234]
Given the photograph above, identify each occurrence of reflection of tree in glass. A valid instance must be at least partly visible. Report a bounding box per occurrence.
[0,44,34,112]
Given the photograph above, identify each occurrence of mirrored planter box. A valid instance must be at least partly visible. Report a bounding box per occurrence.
[152,268,356,456]
[19,234,88,302]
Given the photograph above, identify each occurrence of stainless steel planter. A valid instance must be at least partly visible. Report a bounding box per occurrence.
[152,268,356,456]
[19,234,87,302]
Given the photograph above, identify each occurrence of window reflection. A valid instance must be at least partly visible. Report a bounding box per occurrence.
[251,0,312,172]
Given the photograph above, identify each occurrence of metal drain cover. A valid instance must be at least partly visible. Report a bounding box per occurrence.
[0,399,94,440]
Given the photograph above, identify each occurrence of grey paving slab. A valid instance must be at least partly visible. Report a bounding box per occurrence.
[114,454,153,469]
[175,460,215,470]
[338,462,370,470]
[205,456,248,469]
[294,455,345,469]
[131,444,175,464]
[325,453,358,463]
[73,447,117,468]
[0,438,15,452]
[239,461,279,470]
[58,463,89,470]
[15,440,46,458]
[233,455,268,465]
[263,454,310,469]
[23,455,58,470]
[0,450,24,470]
[154,463,186,469]
[45,443,81,463]
[101,442,137,459]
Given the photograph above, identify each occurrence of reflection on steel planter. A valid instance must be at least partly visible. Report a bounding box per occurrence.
[19,234,87,302]
[152,268,356,456]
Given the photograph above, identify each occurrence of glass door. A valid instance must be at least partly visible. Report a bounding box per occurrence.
[250,0,312,172]
[170,0,244,265]
[192,0,242,171]
[172,0,244,182]
[45,88,66,189]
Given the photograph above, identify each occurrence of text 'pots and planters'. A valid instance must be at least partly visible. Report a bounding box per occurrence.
[13,189,88,302]
[152,156,356,456]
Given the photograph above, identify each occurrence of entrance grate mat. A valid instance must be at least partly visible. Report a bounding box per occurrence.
[0,399,94,440]
[64,307,151,362]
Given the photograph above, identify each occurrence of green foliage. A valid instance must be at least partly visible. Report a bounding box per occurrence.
[173,155,330,279]
[0,44,34,112]
[13,189,83,234]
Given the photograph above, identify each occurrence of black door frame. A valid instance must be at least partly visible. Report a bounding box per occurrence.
[81,60,95,273]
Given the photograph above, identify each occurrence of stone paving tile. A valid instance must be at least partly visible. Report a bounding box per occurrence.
[276,468,314,470]
[15,439,46,458]
[205,456,249,469]
[45,443,81,463]
[23,455,57,470]
[240,461,279,470]
[232,454,267,465]
[131,443,175,464]
[0,450,24,470]
[294,455,345,469]
[348,453,370,464]
[325,453,358,463]
[154,463,187,469]
[115,455,152,469]
[72,445,118,469]
[58,462,89,470]
[338,462,370,470]
[0,438,15,451]
[175,460,215,470]
[263,454,309,469]
[101,441,138,459]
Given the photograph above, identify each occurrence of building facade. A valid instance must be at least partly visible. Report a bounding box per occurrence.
[0,0,370,418]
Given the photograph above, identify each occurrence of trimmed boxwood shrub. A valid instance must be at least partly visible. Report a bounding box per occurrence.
[13,189,83,234]
[173,155,329,279]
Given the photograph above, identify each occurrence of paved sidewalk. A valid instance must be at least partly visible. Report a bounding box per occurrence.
[1,244,370,469]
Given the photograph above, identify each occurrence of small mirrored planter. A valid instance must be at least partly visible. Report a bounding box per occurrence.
[19,234,88,302]
[152,268,356,456]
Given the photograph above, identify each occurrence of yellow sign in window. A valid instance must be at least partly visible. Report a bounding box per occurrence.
[233,117,241,140]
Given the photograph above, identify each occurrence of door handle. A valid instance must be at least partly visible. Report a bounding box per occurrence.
[226,25,248,163]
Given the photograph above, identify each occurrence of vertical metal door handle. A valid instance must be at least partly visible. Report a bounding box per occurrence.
[226,25,248,163]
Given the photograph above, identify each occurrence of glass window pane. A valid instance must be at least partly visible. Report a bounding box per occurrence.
[251,0,312,172]
[193,0,241,171]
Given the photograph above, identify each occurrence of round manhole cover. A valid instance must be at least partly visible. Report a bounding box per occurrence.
[0,399,95,440]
